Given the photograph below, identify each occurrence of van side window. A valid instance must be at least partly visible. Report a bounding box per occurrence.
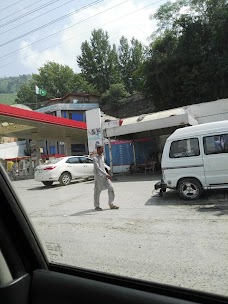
[169,138,200,158]
[203,134,228,155]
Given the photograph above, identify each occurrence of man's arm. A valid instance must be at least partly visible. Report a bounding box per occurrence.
[93,157,109,177]
[104,163,111,175]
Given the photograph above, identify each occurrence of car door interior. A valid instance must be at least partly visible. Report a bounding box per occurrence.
[0,168,228,304]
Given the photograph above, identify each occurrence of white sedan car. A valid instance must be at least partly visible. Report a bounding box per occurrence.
[34,156,94,186]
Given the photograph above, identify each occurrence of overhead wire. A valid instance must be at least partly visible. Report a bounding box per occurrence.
[0,0,129,60]
[0,0,78,36]
[0,0,164,70]
[0,0,44,23]
[0,0,62,28]
[0,0,103,47]
[0,0,23,13]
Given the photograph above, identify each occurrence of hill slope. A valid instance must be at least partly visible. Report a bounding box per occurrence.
[0,75,31,105]
[0,93,17,105]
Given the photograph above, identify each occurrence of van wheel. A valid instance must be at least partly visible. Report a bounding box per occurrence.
[59,172,71,186]
[178,178,202,200]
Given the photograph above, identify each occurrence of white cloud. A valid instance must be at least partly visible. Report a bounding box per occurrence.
[19,0,162,74]
[19,40,68,69]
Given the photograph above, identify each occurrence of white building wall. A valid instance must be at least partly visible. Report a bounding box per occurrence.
[56,110,61,117]
[0,140,26,159]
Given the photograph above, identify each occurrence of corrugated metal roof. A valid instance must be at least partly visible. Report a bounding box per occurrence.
[121,108,186,126]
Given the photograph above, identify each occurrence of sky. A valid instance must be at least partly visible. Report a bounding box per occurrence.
[0,0,167,78]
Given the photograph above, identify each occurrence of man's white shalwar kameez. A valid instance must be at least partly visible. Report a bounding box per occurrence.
[93,155,115,208]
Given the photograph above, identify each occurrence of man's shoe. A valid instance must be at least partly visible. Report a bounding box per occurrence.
[110,205,119,209]
[95,207,103,211]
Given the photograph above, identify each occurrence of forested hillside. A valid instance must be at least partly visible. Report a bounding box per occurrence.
[0,93,17,105]
[0,75,31,94]
[0,75,31,105]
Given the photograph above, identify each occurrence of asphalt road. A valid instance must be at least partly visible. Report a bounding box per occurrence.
[13,175,228,297]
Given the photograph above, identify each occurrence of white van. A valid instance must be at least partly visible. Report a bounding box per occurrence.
[155,121,228,199]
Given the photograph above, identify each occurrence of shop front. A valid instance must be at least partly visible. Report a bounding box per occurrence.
[103,108,198,174]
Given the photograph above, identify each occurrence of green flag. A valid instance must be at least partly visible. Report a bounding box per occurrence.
[35,85,47,96]
[39,88,47,96]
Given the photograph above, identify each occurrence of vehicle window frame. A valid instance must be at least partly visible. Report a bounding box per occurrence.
[1,164,227,304]
[203,133,228,155]
[65,157,80,164]
[79,157,93,163]
[169,137,200,159]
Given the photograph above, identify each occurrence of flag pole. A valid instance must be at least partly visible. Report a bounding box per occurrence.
[35,84,37,108]
[35,84,39,109]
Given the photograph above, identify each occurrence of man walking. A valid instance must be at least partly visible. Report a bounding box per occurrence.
[93,144,119,211]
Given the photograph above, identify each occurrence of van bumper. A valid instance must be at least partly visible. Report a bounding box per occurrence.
[154,180,167,192]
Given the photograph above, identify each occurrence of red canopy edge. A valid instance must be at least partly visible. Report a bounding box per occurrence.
[0,104,87,129]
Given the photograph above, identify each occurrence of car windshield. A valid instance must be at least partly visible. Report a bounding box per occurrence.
[1,0,228,299]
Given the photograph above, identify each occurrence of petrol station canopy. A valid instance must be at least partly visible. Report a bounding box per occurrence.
[105,108,198,138]
[0,104,87,142]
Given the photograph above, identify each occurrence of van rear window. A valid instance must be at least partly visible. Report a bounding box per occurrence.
[169,138,200,158]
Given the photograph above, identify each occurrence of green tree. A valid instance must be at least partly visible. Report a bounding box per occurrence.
[33,61,79,99]
[101,83,130,110]
[16,62,96,108]
[77,29,121,93]
[130,38,146,92]
[150,0,188,38]
[118,36,145,93]
[118,36,131,92]
[72,74,96,94]
[16,79,38,107]
[144,0,228,110]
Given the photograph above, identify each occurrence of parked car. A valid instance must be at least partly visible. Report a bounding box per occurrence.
[34,156,94,186]
[155,121,228,200]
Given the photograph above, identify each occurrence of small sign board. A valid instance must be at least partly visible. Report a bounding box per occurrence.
[85,108,103,157]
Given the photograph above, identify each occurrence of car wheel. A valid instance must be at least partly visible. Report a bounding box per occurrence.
[178,178,202,200]
[59,172,71,186]
[42,181,53,187]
